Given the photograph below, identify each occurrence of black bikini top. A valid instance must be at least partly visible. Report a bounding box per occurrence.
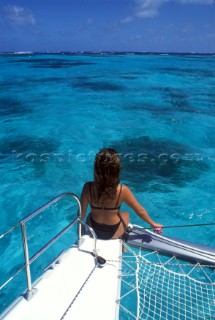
[89,182,122,210]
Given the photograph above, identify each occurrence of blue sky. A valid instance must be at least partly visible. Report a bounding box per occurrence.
[0,0,215,52]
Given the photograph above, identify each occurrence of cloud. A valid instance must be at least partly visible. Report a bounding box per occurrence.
[134,0,169,18]
[180,0,213,3]
[121,16,134,24]
[86,18,93,25]
[182,24,195,33]
[4,5,36,26]
[205,32,215,39]
[133,0,214,18]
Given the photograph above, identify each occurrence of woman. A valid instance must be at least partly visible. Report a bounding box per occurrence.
[80,148,163,240]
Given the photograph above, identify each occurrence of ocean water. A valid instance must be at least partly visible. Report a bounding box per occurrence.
[0,52,215,315]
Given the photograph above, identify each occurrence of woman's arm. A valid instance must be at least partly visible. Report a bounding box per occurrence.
[80,182,90,221]
[122,185,163,230]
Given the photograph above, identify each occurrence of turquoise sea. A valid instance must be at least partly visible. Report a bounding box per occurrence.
[0,52,215,315]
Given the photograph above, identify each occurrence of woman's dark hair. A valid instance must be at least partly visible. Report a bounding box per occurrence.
[94,148,121,203]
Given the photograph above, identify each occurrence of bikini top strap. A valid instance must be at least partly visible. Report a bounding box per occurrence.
[115,184,122,207]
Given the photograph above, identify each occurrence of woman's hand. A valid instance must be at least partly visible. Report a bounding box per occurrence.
[151,222,163,234]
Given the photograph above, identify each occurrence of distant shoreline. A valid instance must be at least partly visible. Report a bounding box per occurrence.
[0,51,215,56]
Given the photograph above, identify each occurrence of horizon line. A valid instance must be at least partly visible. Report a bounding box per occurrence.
[0,51,215,55]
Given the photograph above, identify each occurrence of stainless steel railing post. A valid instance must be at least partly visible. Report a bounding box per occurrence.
[21,222,32,296]
[78,219,97,256]
[1,193,84,300]
[78,220,82,243]
[70,194,82,243]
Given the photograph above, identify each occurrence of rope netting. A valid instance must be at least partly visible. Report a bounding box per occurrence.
[118,245,215,320]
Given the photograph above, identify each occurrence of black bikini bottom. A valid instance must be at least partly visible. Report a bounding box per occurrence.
[89,214,121,240]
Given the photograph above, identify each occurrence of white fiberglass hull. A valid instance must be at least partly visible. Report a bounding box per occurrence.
[1,236,122,320]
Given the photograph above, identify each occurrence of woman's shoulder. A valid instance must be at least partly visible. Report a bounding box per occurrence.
[84,181,92,185]
[84,181,94,185]
[82,181,92,191]
[120,183,129,189]
[120,184,131,194]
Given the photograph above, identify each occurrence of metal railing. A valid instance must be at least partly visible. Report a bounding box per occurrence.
[0,193,97,301]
